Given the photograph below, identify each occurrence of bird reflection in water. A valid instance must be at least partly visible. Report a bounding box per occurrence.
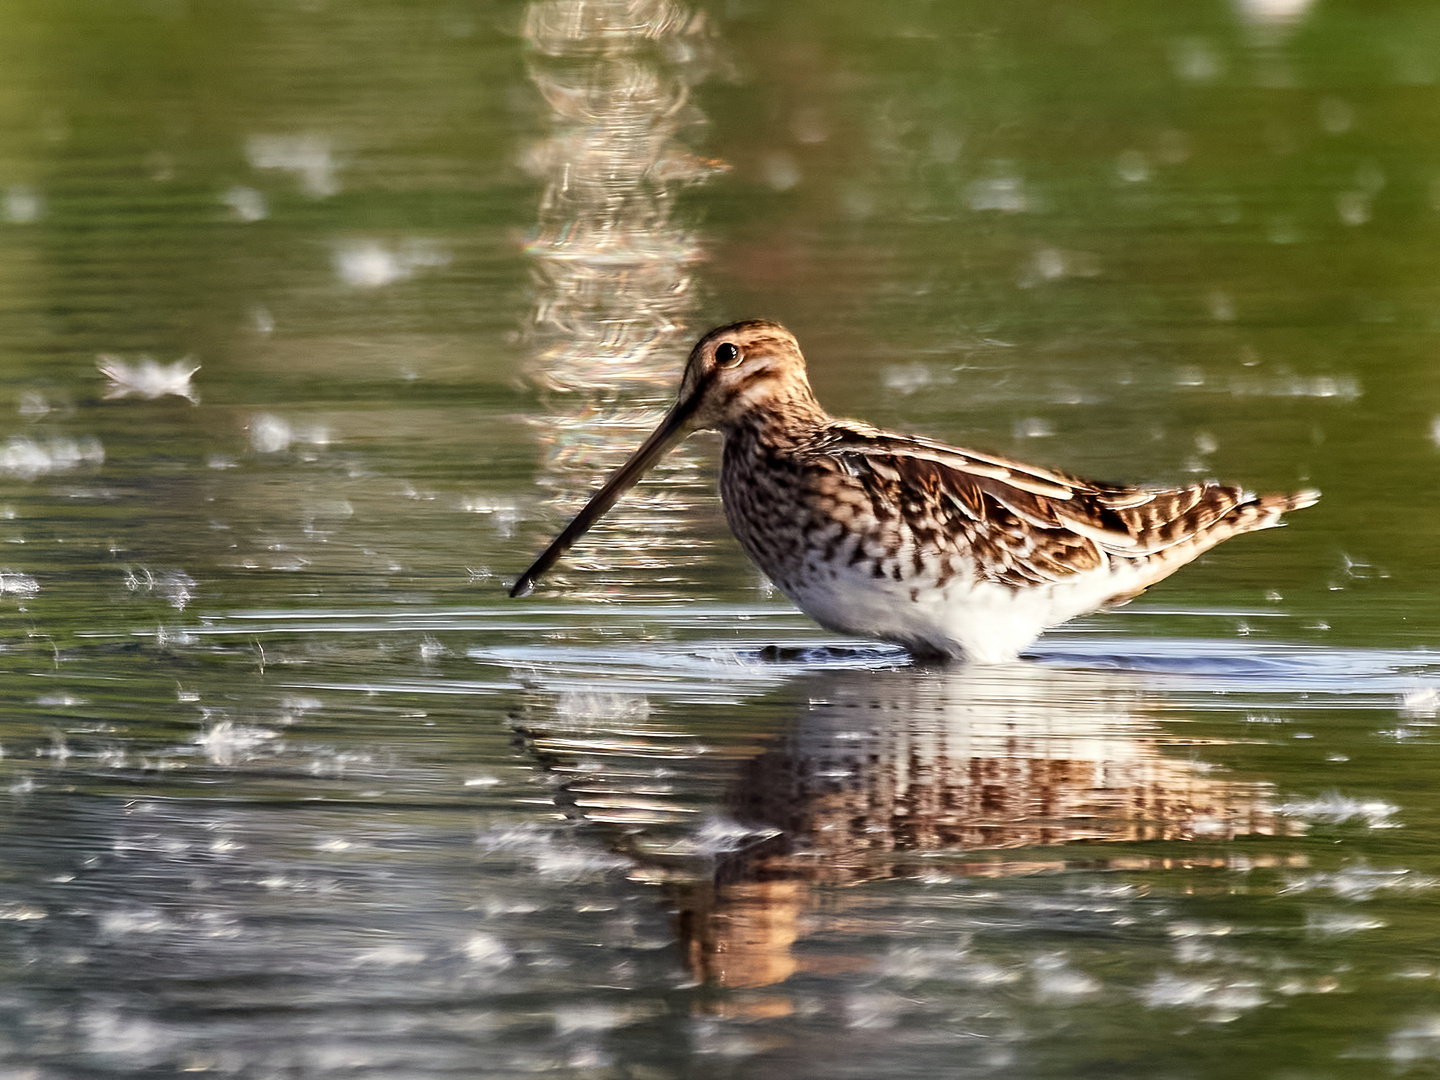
[516,659,1296,991]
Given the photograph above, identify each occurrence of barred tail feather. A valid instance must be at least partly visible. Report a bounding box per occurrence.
[1250,487,1321,529]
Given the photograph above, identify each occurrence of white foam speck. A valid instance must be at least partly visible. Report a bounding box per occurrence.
[97,355,199,403]
[463,931,514,970]
[1141,971,1265,1021]
[1031,954,1102,1002]
[1277,793,1400,829]
[194,720,279,767]
[123,567,196,610]
[5,185,42,223]
[222,185,267,222]
[249,413,293,454]
[246,133,339,198]
[350,943,427,968]
[99,909,174,937]
[0,436,104,480]
[1234,0,1315,27]
[554,1003,623,1035]
[0,570,39,597]
[1281,865,1435,900]
[1305,911,1386,936]
[968,169,1029,213]
[334,239,449,288]
[1400,684,1440,719]
[1389,1015,1440,1066]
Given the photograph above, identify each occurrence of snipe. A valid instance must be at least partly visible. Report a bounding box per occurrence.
[511,320,1318,662]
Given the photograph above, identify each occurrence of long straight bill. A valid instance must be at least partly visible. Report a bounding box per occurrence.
[509,395,698,598]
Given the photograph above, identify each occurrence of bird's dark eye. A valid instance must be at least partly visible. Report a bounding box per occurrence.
[715,342,741,367]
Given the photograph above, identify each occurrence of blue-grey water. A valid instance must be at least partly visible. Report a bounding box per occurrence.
[1,1,1439,1076]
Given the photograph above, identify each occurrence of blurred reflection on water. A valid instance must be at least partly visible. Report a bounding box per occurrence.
[520,0,723,597]
[1,616,1433,1074]
[522,0,716,391]
[516,657,1290,989]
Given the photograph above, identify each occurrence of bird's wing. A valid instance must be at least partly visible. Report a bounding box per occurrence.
[803,423,1287,588]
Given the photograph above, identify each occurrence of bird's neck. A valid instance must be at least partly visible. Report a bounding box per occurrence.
[717,386,830,449]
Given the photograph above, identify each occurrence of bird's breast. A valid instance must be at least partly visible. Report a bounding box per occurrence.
[719,434,930,593]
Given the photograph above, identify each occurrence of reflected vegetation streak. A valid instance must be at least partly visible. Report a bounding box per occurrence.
[518,0,725,597]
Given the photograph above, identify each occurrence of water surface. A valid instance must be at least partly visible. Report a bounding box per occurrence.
[1,1,1439,1076]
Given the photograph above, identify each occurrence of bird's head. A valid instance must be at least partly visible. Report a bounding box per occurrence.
[674,320,816,432]
[509,319,818,597]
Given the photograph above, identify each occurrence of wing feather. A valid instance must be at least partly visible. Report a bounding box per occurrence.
[801,423,1309,588]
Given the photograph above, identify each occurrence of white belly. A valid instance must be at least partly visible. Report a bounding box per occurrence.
[779,559,1144,663]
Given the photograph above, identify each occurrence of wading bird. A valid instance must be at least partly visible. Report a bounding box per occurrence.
[511,321,1317,662]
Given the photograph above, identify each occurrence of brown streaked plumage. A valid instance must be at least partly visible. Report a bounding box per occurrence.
[511,320,1319,662]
